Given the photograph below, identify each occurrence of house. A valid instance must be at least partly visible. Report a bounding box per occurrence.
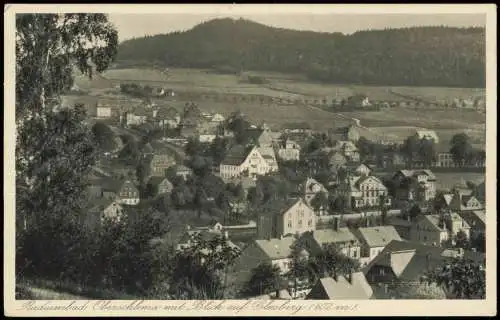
[220,145,274,180]
[458,210,485,242]
[363,240,485,299]
[257,197,316,239]
[96,104,113,118]
[409,212,471,246]
[173,164,193,180]
[175,229,240,266]
[334,174,391,209]
[300,177,328,207]
[343,163,372,176]
[327,151,348,170]
[332,141,360,162]
[125,108,151,126]
[257,147,279,172]
[236,236,309,275]
[245,123,274,147]
[300,219,361,260]
[101,179,140,205]
[386,217,413,240]
[282,122,312,134]
[352,226,402,265]
[415,130,439,144]
[448,191,483,212]
[199,134,216,143]
[392,169,437,202]
[154,106,180,129]
[210,113,225,124]
[342,125,361,143]
[474,181,485,203]
[88,198,123,224]
[147,176,173,196]
[276,139,301,161]
[306,273,373,300]
[347,94,371,108]
[149,153,176,177]
[434,152,456,168]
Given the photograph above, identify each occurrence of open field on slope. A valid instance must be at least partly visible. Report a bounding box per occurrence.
[72,67,486,139]
[78,67,486,104]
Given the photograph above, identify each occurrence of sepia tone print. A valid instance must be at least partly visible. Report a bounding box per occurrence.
[7,5,495,314]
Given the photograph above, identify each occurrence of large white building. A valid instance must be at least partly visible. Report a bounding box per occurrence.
[219,145,277,180]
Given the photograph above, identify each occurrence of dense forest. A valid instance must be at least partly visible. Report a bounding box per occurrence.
[117,18,485,88]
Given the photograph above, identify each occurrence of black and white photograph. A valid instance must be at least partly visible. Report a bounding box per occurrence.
[4,4,496,317]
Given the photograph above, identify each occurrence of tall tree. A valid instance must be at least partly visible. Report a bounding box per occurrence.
[418,138,437,167]
[449,133,473,167]
[16,13,118,280]
[242,262,281,297]
[425,258,485,299]
[401,135,420,168]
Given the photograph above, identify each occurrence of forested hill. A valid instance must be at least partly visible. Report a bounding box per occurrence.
[117,18,486,88]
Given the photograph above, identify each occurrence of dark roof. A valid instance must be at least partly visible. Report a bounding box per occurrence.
[148,176,171,187]
[156,106,179,119]
[89,197,117,212]
[259,197,307,218]
[101,178,124,192]
[221,144,255,166]
[363,240,485,282]
[245,128,264,142]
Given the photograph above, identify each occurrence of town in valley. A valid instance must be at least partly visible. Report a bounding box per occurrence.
[15,12,488,302]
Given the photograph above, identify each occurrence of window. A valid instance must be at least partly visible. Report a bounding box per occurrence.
[379,268,385,276]
[288,221,292,228]
[298,220,303,226]
[308,220,312,227]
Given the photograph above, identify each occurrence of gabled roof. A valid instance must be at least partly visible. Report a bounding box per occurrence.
[307,273,373,300]
[355,226,402,248]
[254,236,308,260]
[416,130,439,141]
[363,240,485,282]
[260,197,311,219]
[89,198,120,213]
[306,228,359,246]
[221,145,256,166]
[148,176,172,187]
[394,169,436,180]
[303,177,328,194]
[156,106,179,119]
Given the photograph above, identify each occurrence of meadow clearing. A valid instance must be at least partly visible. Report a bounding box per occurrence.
[71,67,486,142]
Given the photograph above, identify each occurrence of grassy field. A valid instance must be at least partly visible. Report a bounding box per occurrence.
[70,66,485,140]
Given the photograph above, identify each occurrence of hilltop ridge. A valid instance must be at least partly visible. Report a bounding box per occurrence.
[117,18,485,88]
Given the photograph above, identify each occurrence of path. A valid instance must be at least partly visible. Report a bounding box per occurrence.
[20,285,90,300]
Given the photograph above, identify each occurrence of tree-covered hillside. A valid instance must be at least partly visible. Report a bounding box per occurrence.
[117,18,485,88]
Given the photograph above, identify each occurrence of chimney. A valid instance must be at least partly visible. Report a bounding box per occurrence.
[346,272,353,284]
[333,217,340,231]
[333,269,338,281]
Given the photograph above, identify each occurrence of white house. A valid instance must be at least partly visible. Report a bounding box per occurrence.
[335,174,391,209]
[96,104,112,118]
[277,139,301,161]
[220,145,275,180]
[352,226,402,265]
[236,236,309,275]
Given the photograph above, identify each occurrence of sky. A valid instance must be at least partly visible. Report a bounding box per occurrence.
[108,13,486,42]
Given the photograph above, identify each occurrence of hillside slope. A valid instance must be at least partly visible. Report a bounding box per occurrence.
[117,18,485,88]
